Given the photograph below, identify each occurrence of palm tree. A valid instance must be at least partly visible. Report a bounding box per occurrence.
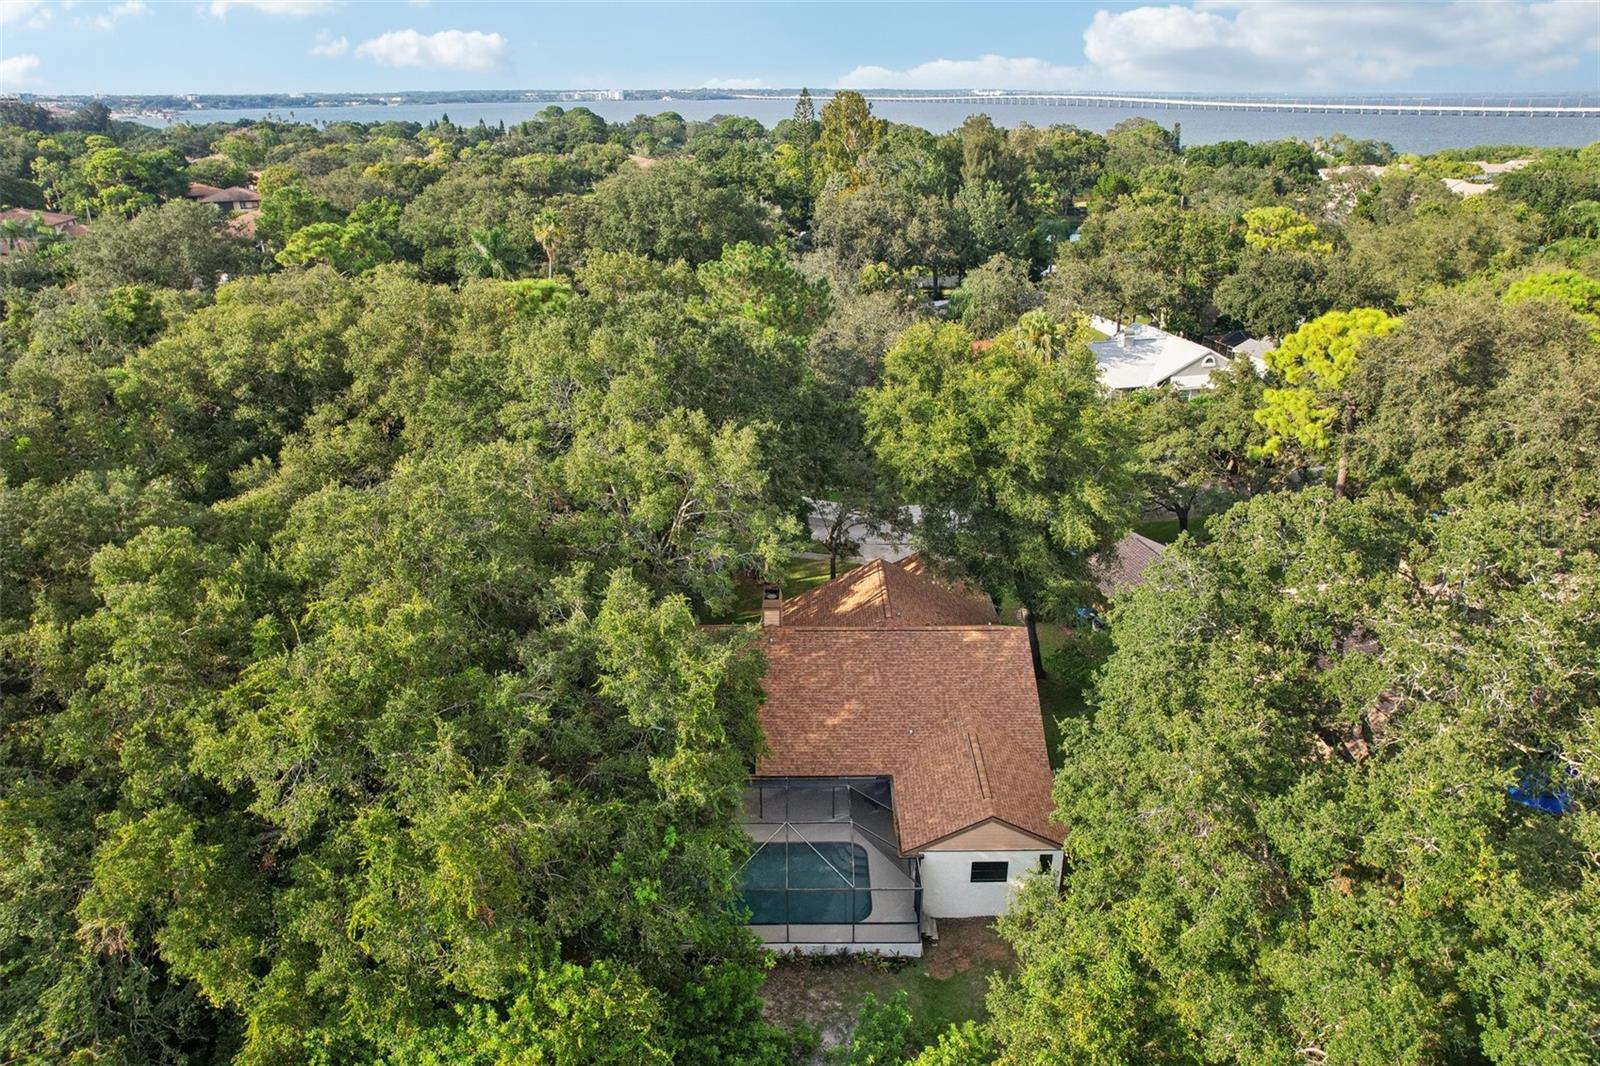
[465,226,523,280]
[530,209,564,279]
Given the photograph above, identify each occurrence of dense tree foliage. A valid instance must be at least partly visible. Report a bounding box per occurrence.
[864,313,1137,616]
[1,252,825,1062]
[2,100,1596,1063]
[992,488,1599,1064]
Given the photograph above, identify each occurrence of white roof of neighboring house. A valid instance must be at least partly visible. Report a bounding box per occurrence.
[1477,158,1533,175]
[1318,164,1387,181]
[1229,336,1276,372]
[1089,321,1219,390]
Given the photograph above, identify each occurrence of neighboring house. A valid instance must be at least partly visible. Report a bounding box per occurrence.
[1209,329,1276,373]
[1319,159,1531,198]
[0,207,81,234]
[740,557,1063,956]
[1092,531,1167,598]
[226,209,260,241]
[0,207,87,257]
[195,186,261,212]
[1089,316,1234,394]
[185,182,224,201]
[1477,158,1533,176]
[1441,177,1493,197]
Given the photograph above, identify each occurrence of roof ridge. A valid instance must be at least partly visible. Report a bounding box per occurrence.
[968,732,992,799]
[869,560,892,625]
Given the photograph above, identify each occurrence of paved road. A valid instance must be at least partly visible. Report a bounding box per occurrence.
[805,502,922,562]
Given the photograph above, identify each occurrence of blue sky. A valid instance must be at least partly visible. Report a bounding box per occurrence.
[3,1,1597,95]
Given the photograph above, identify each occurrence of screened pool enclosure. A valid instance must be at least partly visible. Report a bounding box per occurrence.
[738,777,923,952]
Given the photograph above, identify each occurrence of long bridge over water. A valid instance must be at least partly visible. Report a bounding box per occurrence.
[737,92,1600,118]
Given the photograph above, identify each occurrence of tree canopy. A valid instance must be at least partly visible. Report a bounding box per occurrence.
[2,101,1596,1065]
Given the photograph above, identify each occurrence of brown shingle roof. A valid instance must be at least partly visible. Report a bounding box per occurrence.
[199,186,260,205]
[185,182,223,200]
[225,209,259,239]
[1093,531,1166,597]
[0,208,77,227]
[755,625,1062,852]
[781,557,999,628]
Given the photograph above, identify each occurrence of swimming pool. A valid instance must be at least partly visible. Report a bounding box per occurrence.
[739,841,873,925]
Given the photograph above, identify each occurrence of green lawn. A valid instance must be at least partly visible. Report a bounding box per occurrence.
[718,555,852,624]
[1136,513,1212,545]
[1037,670,1087,772]
[760,919,1014,1056]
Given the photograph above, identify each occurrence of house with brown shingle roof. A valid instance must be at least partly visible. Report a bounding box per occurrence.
[738,556,1063,955]
[1093,531,1166,598]
[0,208,87,258]
[195,186,261,212]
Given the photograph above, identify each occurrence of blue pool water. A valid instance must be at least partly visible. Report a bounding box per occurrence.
[739,841,872,925]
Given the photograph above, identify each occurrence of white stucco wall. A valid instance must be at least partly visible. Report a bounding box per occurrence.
[919,849,1062,919]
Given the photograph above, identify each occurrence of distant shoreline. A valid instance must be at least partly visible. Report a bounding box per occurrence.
[15,88,1600,117]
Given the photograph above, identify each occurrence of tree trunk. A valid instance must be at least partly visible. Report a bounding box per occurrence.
[829,549,838,580]
[1335,403,1354,499]
[1175,504,1190,533]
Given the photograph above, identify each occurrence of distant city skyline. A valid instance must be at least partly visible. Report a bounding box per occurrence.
[3,0,1597,96]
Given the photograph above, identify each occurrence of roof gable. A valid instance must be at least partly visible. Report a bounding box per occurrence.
[780,557,998,628]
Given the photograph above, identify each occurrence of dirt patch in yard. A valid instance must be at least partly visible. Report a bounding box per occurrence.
[919,918,1015,979]
[760,920,1016,1058]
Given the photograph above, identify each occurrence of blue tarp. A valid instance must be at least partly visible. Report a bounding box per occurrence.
[1508,761,1577,815]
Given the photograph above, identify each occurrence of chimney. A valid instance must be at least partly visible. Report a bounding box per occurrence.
[761,584,782,627]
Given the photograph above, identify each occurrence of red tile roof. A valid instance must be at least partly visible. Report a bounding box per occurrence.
[755,625,1062,852]
[781,557,999,628]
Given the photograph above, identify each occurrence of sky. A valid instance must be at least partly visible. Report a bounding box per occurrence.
[2,0,1598,96]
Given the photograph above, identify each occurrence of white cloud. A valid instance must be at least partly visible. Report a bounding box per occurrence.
[839,54,1090,90]
[0,53,41,86]
[1,0,51,29]
[840,1,1600,91]
[208,0,333,17]
[310,29,348,57]
[354,28,509,71]
[1082,0,1600,88]
[702,76,764,90]
[79,0,149,31]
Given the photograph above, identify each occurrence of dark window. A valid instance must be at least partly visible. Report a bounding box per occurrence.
[1039,854,1054,873]
[970,861,1008,883]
